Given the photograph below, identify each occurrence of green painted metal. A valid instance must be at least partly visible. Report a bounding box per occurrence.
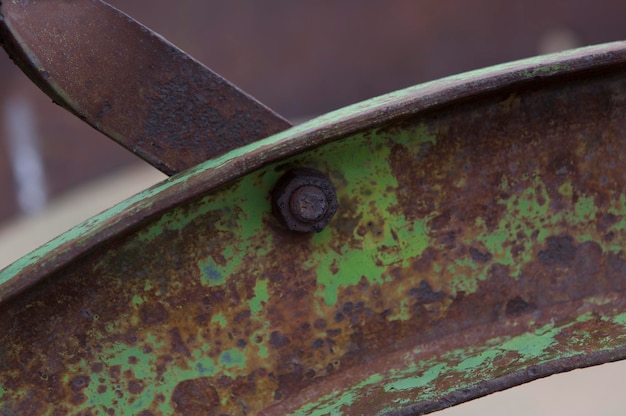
[1,42,626,414]
[1,42,622,300]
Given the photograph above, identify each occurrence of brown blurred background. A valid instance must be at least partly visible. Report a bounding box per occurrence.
[1,1,626,414]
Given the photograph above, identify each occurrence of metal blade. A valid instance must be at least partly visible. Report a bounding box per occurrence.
[0,0,292,175]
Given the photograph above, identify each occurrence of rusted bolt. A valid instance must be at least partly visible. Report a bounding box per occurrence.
[272,168,338,233]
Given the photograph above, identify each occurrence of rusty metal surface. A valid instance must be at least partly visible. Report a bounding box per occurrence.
[1,43,626,414]
[0,0,291,176]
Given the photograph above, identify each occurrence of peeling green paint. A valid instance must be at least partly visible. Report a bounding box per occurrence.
[385,363,447,394]
[211,312,227,327]
[250,279,269,314]
[294,373,387,416]
[219,349,246,370]
[304,312,626,416]
[200,258,224,286]
[523,63,569,78]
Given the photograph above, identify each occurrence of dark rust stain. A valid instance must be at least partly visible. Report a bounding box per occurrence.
[408,281,446,304]
[128,380,145,395]
[172,378,220,415]
[505,296,536,317]
[469,247,493,263]
[140,303,169,325]
[537,235,577,267]
[69,375,90,406]
[69,375,90,392]
[269,331,290,349]
[169,328,192,358]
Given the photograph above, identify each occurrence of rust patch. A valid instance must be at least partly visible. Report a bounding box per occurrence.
[172,378,220,415]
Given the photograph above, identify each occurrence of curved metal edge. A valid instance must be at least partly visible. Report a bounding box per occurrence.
[252,285,626,415]
[1,41,625,304]
[388,348,626,415]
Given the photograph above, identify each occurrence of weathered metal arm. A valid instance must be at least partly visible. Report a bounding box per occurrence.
[0,0,291,175]
[1,42,626,414]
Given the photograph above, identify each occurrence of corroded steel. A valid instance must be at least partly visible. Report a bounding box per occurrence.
[0,0,291,176]
[272,168,339,233]
[1,43,626,415]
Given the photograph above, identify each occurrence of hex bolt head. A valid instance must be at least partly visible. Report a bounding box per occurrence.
[290,185,328,223]
[272,168,338,233]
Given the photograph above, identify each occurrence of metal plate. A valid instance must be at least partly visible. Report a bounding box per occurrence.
[1,43,626,414]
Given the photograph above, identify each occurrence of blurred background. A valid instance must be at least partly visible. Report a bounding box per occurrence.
[1,1,626,414]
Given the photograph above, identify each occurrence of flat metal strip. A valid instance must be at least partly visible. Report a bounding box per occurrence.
[0,0,292,175]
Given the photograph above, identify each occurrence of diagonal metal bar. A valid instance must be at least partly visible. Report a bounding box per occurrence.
[0,0,292,175]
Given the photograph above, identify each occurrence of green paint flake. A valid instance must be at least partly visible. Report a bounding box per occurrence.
[388,298,411,322]
[444,258,483,295]
[389,123,437,147]
[584,296,617,306]
[291,372,387,416]
[574,195,597,219]
[249,327,270,360]
[218,349,246,370]
[614,312,626,326]
[317,251,385,307]
[189,175,275,290]
[199,258,224,286]
[306,392,355,416]
[131,295,144,306]
[477,176,550,278]
[498,326,557,359]
[76,344,162,411]
[500,176,510,192]
[523,63,568,78]
[558,181,573,197]
[211,312,227,327]
[195,358,217,376]
[310,130,432,307]
[385,363,446,393]
[250,279,269,314]
[76,331,220,414]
